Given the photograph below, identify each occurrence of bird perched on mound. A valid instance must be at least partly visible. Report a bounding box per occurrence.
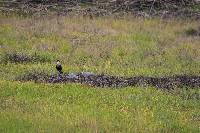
[56,60,63,74]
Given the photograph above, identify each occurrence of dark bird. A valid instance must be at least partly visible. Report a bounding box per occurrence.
[56,60,63,74]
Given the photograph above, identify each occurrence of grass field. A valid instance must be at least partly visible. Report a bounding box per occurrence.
[0,14,200,132]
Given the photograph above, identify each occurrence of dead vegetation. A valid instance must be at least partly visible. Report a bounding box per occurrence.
[17,71,200,89]
[0,0,200,18]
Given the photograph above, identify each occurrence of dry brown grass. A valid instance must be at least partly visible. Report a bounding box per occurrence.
[0,15,200,76]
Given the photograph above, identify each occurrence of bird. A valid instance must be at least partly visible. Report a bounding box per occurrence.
[56,60,63,74]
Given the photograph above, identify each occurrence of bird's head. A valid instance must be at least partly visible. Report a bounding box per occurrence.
[56,60,60,64]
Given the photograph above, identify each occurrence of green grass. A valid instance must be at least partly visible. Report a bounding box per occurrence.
[191,4,200,12]
[0,15,200,132]
[0,16,200,77]
[0,81,200,132]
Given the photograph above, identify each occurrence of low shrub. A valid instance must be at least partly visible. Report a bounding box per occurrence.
[16,69,49,82]
[185,27,200,36]
[1,52,52,63]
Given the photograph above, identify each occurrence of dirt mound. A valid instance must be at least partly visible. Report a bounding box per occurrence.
[17,71,200,89]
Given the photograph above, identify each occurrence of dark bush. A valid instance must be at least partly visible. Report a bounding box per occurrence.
[17,70,49,82]
[185,27,200,36]
[2,52,52,64]
[17,71,200,89]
